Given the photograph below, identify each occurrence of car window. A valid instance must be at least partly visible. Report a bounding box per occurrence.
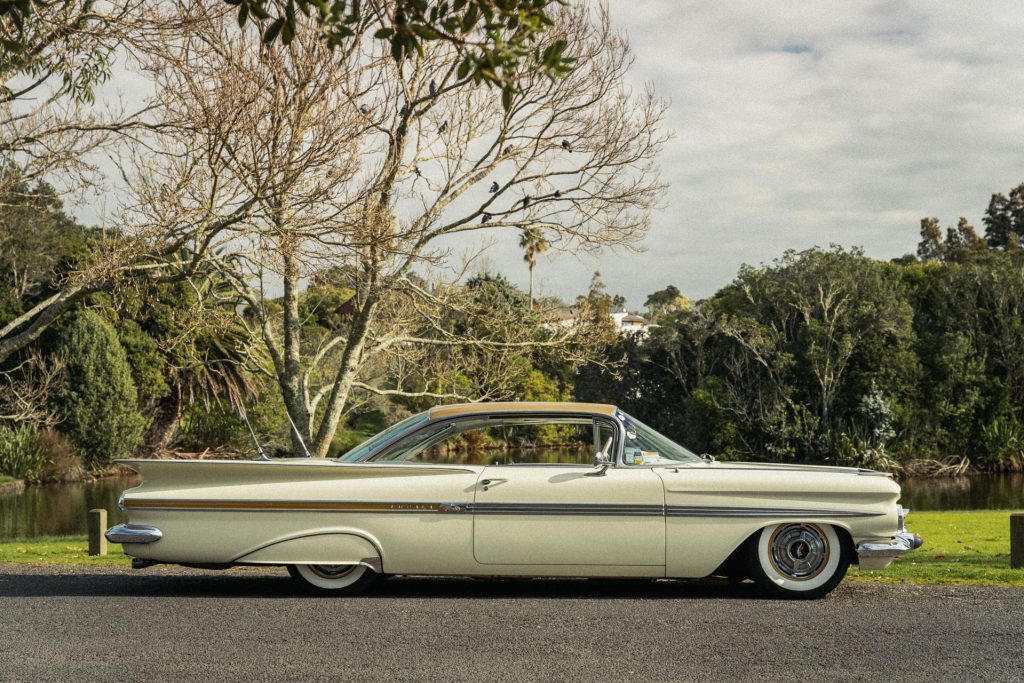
[377,417,616,466]
[620,411,702,465]
[337,412,429,462]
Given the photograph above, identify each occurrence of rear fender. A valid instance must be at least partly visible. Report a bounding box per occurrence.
[233,531,382,570]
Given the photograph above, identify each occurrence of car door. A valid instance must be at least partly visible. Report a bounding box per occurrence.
[472,463,665,568]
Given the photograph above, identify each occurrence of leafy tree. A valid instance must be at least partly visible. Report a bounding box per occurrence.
[644,284,690,320]
[0,176,93,325]
[917,217,988,262]
[983,183,1024,250]
[54,309,145,467]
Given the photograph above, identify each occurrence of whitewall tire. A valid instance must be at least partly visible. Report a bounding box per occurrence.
[746,523,849,599]
[287,563,378,594]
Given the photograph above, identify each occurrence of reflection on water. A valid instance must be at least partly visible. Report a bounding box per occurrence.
[899,473,1024,511]
[0,475,139,540]
[1,471,1021,540]
[411,446,594,466]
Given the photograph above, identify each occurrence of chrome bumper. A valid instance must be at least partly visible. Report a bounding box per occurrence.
[856,504,923,570]
[105,523,163,545]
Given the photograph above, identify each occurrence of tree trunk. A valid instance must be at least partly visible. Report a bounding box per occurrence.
[280,246,313,456]
[528,263,535,309]
[138,383,184,457]
[311,297,379,457]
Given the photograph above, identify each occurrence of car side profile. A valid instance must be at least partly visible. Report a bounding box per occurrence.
[107,402,922,598]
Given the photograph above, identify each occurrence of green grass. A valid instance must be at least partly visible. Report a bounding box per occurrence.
[3,511,1023,586]
[848,510,1024,586]
[0,536,130,565]
[0,475,15,484]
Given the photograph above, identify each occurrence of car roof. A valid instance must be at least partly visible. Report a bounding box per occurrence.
[428,402,617,419]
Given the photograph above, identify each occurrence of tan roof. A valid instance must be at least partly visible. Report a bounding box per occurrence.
[429,401,617,419]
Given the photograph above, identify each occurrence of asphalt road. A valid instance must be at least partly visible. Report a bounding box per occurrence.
[0,565,1021,683]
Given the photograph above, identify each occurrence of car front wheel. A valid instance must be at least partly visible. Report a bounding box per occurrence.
[745,523,849,599]
[287,563,379,594]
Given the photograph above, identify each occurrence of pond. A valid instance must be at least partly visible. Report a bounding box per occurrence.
[899,473,1024,512]
[0,472,1021,540]
[0,475,139,540]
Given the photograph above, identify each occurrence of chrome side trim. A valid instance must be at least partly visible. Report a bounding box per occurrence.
[666,505,882,518]
[124,499,451,513]
[122,498,880,519]
[472,502,664,516]
[105,523,163,544]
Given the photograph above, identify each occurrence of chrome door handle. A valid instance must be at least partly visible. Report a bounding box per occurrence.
[480,478,507,491]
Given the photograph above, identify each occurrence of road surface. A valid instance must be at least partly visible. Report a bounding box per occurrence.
[0,565,1021,682]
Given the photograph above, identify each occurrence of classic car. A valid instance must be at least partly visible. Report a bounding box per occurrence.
[106,402,922,598]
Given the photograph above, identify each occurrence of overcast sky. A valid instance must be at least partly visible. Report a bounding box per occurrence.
[483,0,1024,307]
[79,1,1024,308]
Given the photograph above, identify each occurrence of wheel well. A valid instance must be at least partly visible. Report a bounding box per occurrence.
[712,522,856,578]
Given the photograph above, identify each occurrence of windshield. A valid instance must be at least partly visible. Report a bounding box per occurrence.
[620,411,702,465]
[337,412,429,462]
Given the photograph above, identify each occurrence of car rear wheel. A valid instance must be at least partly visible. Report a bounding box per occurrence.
[745,523,849,599]
[287,563,379,594]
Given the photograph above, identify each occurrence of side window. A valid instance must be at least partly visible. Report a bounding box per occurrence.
[377,418,616,465]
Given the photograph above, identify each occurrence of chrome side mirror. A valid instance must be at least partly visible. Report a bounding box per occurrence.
[586,451,610,477]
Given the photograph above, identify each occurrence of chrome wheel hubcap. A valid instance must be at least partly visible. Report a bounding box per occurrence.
[769,525,829,581]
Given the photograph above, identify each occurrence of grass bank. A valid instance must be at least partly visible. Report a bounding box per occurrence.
[1,511,1022,586]
[0,475,15,484]
[0,536,129,565]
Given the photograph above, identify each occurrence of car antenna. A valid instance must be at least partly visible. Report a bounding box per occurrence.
[239,406,270,461]
[285,409,312,458]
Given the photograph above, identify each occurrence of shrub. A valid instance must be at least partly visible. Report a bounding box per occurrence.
[35,429,85,482]
[55,310,145,468]
[0,423,46,482]
[178,403,249,452]
[979,418,1023,468]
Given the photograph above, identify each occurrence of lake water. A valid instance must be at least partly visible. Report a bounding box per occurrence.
[1,472,1021,540]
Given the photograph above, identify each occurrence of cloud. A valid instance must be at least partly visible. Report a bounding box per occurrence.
[507,0,1024,305]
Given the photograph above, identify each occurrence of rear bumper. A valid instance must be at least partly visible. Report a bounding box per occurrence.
[105,523,163,545]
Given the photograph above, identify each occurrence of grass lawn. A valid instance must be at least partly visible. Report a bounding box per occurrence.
[1,511,1022,586]
[0,475,15,484]
[0,536,130,566]
[848,510,1024,586]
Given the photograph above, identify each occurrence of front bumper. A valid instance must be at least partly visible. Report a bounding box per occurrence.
[105,523,163,545]
[856,506,923,570]
[857,531,924,570]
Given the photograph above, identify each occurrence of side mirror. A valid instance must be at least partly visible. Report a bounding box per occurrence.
[586,451,611,477]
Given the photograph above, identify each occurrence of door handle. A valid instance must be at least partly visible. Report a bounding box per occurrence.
[480,478,507,491]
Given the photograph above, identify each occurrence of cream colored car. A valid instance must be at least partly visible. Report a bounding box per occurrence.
[107,402,921,598]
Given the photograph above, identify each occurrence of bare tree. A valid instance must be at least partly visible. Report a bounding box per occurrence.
[0,1,150,198]
[140,2,667,456]
[0,350,65,426]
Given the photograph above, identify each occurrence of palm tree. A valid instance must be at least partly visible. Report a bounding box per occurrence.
[519,227,549,309]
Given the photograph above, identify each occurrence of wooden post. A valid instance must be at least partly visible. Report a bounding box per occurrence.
[88,509,107,557]
[1011,513,1024,570]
